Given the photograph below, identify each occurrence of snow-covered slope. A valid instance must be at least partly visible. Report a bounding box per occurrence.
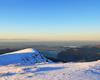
[0,61,100,80]
[0,48,52,66]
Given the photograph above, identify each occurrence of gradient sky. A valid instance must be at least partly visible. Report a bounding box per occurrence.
[0,0,100,41]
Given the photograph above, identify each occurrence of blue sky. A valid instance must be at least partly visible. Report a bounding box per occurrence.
[0,0,100,41]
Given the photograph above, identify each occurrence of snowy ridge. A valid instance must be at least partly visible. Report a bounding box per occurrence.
[4,48,36,54]
[0,48,52,66]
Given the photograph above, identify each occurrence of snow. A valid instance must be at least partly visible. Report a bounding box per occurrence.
[0,48,100,80]
[0,61,100,80]
[0,48,52,66]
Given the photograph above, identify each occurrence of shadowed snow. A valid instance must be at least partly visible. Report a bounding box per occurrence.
[0,48,52,66]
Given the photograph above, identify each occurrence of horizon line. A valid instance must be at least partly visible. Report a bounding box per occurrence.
[0,39,100,42]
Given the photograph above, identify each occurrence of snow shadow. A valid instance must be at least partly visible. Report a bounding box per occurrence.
[21,67,67,74]
[1,72,16,76]
[35,67,66,72]
[91,70,100,75]
[85,69,100,75]
[27,76,33,78]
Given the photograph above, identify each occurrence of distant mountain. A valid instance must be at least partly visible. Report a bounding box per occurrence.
[57,47,100,62]
[0,48,16,55]
[0,48,52,65]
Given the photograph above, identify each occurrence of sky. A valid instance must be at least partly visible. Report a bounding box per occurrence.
[0,0,100,41]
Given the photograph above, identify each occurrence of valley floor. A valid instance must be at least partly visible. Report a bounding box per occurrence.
[0,61,100,80]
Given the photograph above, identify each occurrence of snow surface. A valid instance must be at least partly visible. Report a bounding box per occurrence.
[0,61,100,80]
[0,48,100,80]
[0,48,52,66]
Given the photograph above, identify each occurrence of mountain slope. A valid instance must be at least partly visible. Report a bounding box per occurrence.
[0,48,52,65]
[0,60,100,80]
